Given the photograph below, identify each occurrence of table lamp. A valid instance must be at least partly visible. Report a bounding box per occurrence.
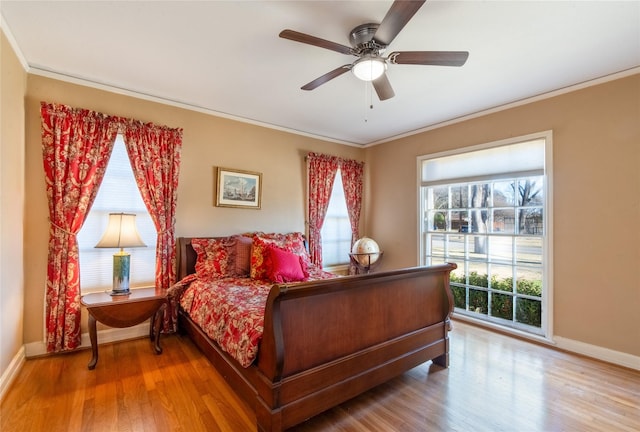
[95,213,147,296]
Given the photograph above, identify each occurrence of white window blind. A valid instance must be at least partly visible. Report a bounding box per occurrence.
[421,139,545,186]
[77,135,157,293]
[321,170,352,266]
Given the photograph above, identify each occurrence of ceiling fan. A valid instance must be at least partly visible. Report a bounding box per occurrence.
[279,0,469,101]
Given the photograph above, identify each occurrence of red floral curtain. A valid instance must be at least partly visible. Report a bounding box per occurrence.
[340,158,364,273]
[307,152,339,266]
[122,121,183,331]
[41,102,119,352]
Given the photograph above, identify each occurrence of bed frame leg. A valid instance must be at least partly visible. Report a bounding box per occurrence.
[432,352,449,367]
[433,330,450,367]
[256,399,283,432]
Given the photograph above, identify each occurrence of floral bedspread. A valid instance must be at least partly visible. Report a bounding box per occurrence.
[179,266,335,368]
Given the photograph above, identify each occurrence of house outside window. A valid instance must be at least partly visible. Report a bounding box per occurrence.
[418,133,552,337]
[77,135,157,293]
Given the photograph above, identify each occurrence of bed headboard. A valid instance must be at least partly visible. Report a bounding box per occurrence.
[177,237,197,280]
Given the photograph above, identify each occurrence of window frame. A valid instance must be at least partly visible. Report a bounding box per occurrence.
[417,131,554,342]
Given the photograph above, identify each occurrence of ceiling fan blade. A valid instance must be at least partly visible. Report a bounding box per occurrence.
[389,51,469,66]
[301,65,352,90]
[373,0,426,46]
[279,29,353,55]
[372,73,395,101]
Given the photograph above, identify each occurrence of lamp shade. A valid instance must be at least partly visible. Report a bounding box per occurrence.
[352,56,387,81]
[95,213,146,249]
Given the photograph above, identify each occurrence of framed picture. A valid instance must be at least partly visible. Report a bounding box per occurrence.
[215,167,262,209]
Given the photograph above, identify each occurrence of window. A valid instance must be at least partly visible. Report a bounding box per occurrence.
[77,135,157,293]
[419,134,551,337]
[321,170,352,267]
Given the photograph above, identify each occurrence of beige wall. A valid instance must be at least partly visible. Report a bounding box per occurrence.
[0,31,26,378]
[366,74,640,357]
[23,74,364,345]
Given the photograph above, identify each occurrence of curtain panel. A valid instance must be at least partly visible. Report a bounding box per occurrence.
[123,121,182,332]
[40,102,183,352]
[41,102,120,352]
[339,158,364,274]
[307,153,339,266]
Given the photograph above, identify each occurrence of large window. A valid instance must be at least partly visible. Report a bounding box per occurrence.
[77,135,157,293]
[321,169,352,267]
[419,134,551,337]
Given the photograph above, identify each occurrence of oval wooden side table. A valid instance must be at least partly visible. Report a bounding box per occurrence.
[80,287,168,370]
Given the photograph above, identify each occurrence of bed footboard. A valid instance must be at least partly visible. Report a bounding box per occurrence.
[255,264,456,431]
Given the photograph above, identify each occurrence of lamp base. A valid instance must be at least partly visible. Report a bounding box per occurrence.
[111,251,131,296]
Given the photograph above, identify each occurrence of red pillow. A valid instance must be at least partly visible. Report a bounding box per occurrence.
[265,244,308,283]
[250,232,309,280]
[232,234,253,277]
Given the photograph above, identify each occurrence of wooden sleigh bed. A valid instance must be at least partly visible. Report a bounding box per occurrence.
[174,235,456,431]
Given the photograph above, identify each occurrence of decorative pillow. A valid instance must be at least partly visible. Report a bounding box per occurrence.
[265,244,308,283]
[250,237,276,280]
[191,238,232,279]
[233,235,253,277]
[259,232,310,261]
[250,232,309,280]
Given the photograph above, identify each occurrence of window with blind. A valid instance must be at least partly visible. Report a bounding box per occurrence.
[77,135,156,293]
[321,169,352,267]
[418,133,552,337]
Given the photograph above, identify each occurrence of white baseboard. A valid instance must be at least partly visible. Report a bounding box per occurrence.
[24,323,150,358]
[554,336,640,371]
[0,346,25,402]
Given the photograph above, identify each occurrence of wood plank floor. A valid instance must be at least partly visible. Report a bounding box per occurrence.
[2,321,639,431]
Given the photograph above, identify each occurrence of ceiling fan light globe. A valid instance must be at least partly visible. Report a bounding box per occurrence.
[352,57,386,81]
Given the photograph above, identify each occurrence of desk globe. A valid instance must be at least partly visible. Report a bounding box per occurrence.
[349,237,382,273]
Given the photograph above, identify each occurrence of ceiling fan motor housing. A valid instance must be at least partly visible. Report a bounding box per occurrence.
[349,23,386,55]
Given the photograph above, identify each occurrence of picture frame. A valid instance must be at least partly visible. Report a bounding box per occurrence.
[215,167,262,209]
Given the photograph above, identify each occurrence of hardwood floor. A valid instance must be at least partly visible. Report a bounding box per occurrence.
[2,321,639,431]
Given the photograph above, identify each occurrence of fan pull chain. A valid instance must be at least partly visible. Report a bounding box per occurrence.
[363,80,369,122]
[364,81,375,123]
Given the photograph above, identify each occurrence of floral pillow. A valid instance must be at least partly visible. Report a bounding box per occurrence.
[191,237,233,279]
[250,232,309,280]
[265,243,309,283]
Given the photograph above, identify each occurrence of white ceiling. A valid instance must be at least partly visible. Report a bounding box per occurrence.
[2,1,639,146]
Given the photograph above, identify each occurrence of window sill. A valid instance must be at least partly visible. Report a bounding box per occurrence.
[323,264,350,276]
